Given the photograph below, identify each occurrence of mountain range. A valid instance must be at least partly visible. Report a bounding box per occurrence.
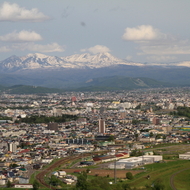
[0,52,143,72]
[0,77,174,94]
[1,52,190,72]
[0,52,190,90]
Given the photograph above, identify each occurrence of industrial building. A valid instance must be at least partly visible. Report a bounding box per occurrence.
[179,152,190,160]
[108,155,163,169]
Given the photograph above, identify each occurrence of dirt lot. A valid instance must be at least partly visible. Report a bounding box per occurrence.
[63,168,141,178]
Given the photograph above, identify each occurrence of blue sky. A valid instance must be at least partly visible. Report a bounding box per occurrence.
[0,0,190,63]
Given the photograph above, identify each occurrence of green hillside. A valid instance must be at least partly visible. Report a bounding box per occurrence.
[75,76,175,91]
[0,76,177,93]
[0,85,7,91]
[6,85,64,94]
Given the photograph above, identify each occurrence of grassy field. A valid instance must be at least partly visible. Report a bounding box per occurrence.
[128,159,190,189]
[25,144,190,189]
[0,189,50,190]
[173,168,190,190]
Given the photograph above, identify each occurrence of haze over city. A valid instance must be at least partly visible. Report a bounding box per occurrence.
[0,0,190,64]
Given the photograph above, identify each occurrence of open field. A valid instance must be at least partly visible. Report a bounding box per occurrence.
[149,144,190,155]
[173,168,190,190]
[63,160,190,189]
[63,168,141,178]
[33,144,190,189]
[128,160,190,190]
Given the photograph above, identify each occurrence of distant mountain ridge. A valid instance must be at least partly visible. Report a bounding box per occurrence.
[0,52,143,72]
[1,52,190,73]
[0,85,64,94]
[75,76,175,91]
[0,76,176,93]
[0,52,190,88]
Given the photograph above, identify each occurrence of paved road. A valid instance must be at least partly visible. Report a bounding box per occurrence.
[170,167,190,190]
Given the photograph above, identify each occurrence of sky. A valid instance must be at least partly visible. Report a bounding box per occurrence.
[0,0,190,63]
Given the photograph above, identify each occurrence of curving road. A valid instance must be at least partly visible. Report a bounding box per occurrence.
[36,152,106,189]
[170,167,190,190]
[36,154,87,189]
[36,156,74,189]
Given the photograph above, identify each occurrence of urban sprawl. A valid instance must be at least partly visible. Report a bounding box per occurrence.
[0,87,190,188]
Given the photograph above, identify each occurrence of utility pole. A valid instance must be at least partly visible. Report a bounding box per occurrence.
[114,159,116,183]
[142,149,144,167]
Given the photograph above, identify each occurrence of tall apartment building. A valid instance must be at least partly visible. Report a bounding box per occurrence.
[48,122,59,132]
[71,96,77,102]
[120,111,126,119]
[98,118,105,134]
[152,117,160,125]
[8,143,17,153]
[52,108,62,117]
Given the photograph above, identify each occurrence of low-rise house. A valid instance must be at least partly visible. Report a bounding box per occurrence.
[41,158,53,164]
[19,176,29,184]
[14,184,33,188]
[58,171,66,177]
[62,179,73,185]
[179,152,190,160]
[0,179,6,185]
[139,137,155,143]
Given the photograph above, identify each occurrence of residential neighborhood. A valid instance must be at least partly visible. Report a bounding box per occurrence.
[0,87,190,188]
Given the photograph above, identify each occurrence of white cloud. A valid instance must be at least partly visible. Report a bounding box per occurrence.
[15,43,64,53]
[123,25,190,61]
[0,30,42,42]
[122,25,165,41]
[140,40,190,55]
[126,55,132,60]
[177,61,190,67]
[0,2,49,22]
[0,42,65,53]
[147,55,176,62]
[0,45,11,52]
[27,43,64,52]
[81,45,110,54]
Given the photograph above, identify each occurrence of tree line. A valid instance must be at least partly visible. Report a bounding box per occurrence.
[15,114,78,123]
[170,106,190,118]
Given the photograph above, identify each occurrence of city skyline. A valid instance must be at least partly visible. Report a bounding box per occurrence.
[0,0,190,64]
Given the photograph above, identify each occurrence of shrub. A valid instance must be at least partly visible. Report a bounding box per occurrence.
[126,172,133,180]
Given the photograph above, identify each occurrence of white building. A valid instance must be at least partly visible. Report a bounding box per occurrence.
[179,152,190,160]
[8,143,17,153]
[42,158,53,164]
[108,163,125,169]
[109,155,163,169]
[14,184,33,188]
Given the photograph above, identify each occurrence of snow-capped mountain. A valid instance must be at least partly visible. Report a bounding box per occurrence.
[60,52,142,67]
[0,52,143,72]
[0,52,190,88]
